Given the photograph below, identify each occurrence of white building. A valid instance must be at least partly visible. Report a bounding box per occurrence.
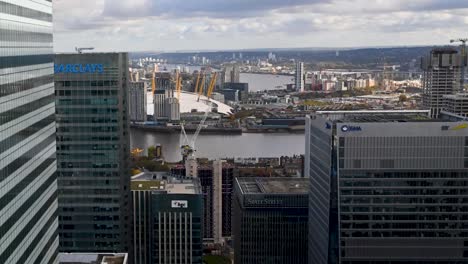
[295,62,305,92]
[153,90,167,119]
[165,97,181,121]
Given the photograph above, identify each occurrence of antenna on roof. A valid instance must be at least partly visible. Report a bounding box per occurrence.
[75,47,94,54]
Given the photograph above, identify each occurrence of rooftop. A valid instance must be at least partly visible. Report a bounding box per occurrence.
[131,172,199,194]
[337,113,437,123]
[237,177,308,194]
[315,110,453,123]
[431,47,458,54]
[58,253,128,264]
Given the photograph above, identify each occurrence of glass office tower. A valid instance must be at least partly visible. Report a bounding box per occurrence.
[0,1,59,263]
[55,53,131,253]
[307,111,468,264]
[233,177,309,264]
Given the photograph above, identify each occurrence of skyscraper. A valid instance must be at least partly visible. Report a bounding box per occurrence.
[132,172,203,264]
[165,97,180,121]
[55,53,131,253]
[295,62,305,92]
[233,177,309,264]
[422,48,466,118]
[129,81,148,122]
[223,64,241,83]
[0,1,59,263]
[307,111,468,264]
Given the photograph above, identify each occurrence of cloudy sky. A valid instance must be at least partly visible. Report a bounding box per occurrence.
[54,0,468,52]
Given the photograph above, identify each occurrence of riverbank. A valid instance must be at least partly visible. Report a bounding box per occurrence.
[243,126,305,133]
[131,124,243,135]
[130,129,305,162]
[132,124,305,135]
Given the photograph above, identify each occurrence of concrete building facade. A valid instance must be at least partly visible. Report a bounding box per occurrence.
[129,81,148,122]
[55,53,131,253]
[164,97,180,121]
[0,1,59,263]
[443,93,468,118]
[296,62,305,92]
[422,48,466,118]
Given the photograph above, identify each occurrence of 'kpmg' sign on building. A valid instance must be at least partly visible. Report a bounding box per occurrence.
[54,64,104,74]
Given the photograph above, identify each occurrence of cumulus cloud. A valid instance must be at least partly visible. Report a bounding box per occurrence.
[53,0,468,52]
[102,0,330,18]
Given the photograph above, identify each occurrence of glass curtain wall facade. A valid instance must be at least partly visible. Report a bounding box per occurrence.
[233,177,309,264]
[0,1,58,263]
[307,113,468,263]
[55,53,131,253]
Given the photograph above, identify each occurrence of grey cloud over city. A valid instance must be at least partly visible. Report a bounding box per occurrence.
[54,0,468,52]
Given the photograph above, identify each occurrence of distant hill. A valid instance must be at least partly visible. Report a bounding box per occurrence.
[131,46,448,70]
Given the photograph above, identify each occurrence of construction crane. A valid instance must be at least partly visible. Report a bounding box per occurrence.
[180,73,218,161]
[180,105,211,161]
[75,47,94,54]
[450,38,468,91]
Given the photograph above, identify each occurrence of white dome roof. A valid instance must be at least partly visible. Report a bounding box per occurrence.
[147,91,233,116]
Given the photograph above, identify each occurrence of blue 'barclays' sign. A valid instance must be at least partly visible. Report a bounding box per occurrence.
[54,64,104,74]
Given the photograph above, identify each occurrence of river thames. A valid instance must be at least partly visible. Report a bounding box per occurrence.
[132,70,301,162]
[130,129,305,163]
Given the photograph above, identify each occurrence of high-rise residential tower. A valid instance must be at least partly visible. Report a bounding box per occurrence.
[129,81,148,122]
[55,53,131,253]
[307,111,468,264]
[0,1,59,263]
[422,48,466,118]
[295,62,305,92]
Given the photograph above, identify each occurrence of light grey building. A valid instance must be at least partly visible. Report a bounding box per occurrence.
[443,93,468,118]
[154,90,167,119]
[0,1,58,263]
[165,97,180,121]
[295,62,305,92]
[422,48,466,118]
[129,81,148,122]
[55,53,131,253]
[154,88,176,120]
[223,64,240,83]
[131,172,203,264]
[307,111,468,264]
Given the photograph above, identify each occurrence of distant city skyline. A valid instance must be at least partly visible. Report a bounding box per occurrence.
[54,0,468,52]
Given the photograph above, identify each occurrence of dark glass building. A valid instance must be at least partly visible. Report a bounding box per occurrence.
[222,83,249,102]
[0,1,58,263]
[132,172,203,264]
[55,53,131,252]
[306,111,468,264]
[233,177,309,264]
